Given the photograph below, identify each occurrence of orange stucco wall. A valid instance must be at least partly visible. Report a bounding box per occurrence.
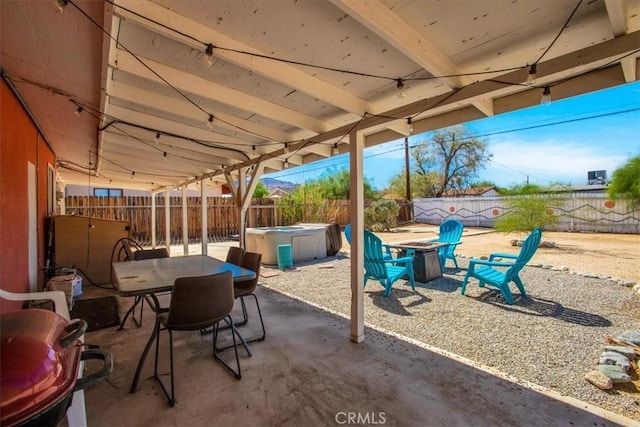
[1,79,56,312]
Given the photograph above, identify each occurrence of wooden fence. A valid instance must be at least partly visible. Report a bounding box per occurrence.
[64,196,413,244]
[414,192,639,234]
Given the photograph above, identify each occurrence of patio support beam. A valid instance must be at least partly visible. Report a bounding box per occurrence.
[201,181,208,255]
[238,168,246,249]
[164,188,170,253]
[239,162,265,250]
[151,193,156,248]
[349,129,365,343]
[182,186,188,255]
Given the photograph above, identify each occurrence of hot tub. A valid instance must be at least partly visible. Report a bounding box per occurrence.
[245,225,328,265]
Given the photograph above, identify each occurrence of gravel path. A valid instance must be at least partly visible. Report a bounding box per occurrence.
[260,253,640,422]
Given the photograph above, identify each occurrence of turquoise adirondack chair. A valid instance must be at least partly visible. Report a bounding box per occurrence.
[363,229,416,297]
[429,219,464,269]
[344,224,393,260]
[461,227,542,305]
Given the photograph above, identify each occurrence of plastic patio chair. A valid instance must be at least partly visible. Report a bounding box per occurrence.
[344,224,393,260]
[363,230,416,297]
[152,271,243,407]
[429,219,464,269]
[461,227,542,305]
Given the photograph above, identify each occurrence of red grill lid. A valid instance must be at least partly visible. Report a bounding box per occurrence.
[1,309,83,426]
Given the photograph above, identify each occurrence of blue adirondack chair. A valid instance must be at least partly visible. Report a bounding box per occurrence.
[429,219,464,269]
[363,229,415,297]
[344,224,393,260]
[461,227,542,305]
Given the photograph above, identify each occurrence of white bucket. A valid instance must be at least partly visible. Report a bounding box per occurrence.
[47,274,83,309]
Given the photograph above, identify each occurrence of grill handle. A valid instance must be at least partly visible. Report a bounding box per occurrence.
[74,349,114,390]
[59,319,88,348]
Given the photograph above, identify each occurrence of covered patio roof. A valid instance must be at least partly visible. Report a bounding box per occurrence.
[1,0,638,191]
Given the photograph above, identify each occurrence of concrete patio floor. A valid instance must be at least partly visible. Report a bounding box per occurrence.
[79,274,634,426]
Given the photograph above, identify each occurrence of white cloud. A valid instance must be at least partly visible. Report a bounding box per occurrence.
[488,139,628,185]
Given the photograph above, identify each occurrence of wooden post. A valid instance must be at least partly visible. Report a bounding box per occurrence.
[349,129,365,343]
[182,187,188,255]
[164,189,170,252]
[201,181,208,255]
[151,192,157,248]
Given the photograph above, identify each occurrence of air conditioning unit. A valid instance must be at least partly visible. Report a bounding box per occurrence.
[587,170,607,185]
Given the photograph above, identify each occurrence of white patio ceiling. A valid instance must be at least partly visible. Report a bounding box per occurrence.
[1,0,638,191]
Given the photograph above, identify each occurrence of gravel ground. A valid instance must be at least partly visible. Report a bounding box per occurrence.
[260,252,640,422]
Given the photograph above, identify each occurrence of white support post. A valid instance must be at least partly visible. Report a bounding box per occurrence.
[151,193,157,248]
[349,129,365,343]
[164,188,171,254]
[182,186,188,255]
[201,181,208,255]
[238,168,246,248]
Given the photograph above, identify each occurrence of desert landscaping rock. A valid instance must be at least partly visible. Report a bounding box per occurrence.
[584,370,613,390]
[596,365,632,383]
[599,352,631,371]
[604,345,637,360]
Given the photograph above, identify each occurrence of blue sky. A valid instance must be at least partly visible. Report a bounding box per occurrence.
[263,81,640,189]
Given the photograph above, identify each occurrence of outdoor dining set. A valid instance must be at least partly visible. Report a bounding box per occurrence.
[111,244,266,407]
[110,220,542,407]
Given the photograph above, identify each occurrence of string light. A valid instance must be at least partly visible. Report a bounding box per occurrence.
[252,145,256,151]
[163,151,167,162]
[283,159,289,169]
[332,143,339,156]
[131,171,136,179]
[407,117,413,134]
[204,43,215,68]
[540,86,552,106]
[396,78,407,99]
[283,143,289,154]
[154,132,160,144]
[526,63,537,85]
[55,0,68,13]
[74,106,83,117]
[206,114,215,129]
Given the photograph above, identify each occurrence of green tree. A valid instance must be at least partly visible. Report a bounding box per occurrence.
[253,181,269,198]
[309,167,376,199]
[608,155,640,208]
[387,167,439,198]
[494,183,564,234]
[386,125,492,197]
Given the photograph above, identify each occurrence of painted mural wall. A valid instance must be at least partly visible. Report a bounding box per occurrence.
[1,80,56,312]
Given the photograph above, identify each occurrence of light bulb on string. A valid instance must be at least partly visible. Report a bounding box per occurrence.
[332,143,339,156]
[206,114,215,129]
[131,171,136,179]
[526,63,537,85]
[74,106,83,117]
[540,86,552,106]
[203,44,215,68]
[396,78,407,99]
[163,152,168,162]
[283,159,289,169]
[407,117,413,134]
[154,133,160,144]
[283,143,289,154]
[55,0,68,14]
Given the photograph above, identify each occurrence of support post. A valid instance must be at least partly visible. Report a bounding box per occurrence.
[201,181,208,255]
[349,129,365,343]
[182,187,188,255]
[151,192,156,248]
[164,189,170,253]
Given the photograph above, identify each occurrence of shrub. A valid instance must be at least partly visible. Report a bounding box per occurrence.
[364,199,399,231]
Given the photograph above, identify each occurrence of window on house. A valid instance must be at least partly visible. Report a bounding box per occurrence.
[93,188,123,197]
